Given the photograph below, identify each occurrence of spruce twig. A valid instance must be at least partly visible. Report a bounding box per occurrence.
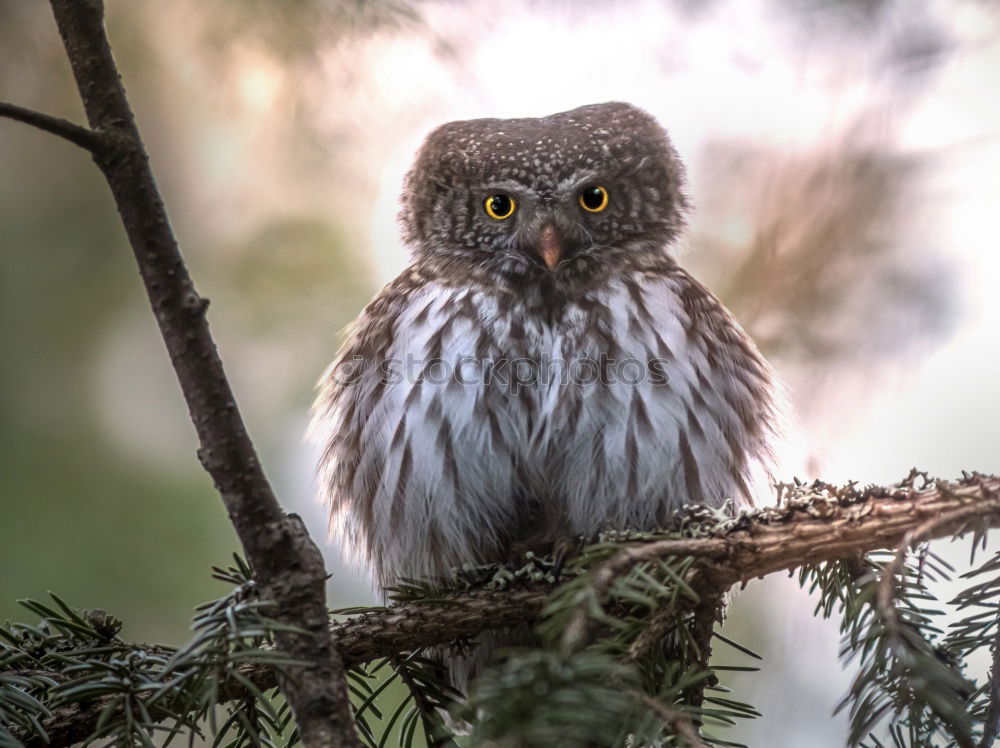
[5,473,1000,746]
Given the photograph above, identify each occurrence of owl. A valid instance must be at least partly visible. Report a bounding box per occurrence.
[311,102,782,676]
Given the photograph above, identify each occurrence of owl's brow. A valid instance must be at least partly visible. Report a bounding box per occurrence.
[555,170,600,192]
[554,155,651,192]
[475,179,533,194]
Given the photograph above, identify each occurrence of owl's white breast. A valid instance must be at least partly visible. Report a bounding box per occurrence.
[331,269,771,582]
[545,273,754,532]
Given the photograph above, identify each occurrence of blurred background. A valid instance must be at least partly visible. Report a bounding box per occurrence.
[1,0,998,744]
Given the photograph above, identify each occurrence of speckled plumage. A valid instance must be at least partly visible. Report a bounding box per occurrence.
[311,101,782,685]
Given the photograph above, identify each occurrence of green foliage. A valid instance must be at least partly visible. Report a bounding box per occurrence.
[842,551,972,747]
[947,548,1000,744]
[347,653,459,748]
[0,557,300,747]
[463,650,650,747]
[800,536,1000,748]
[464,529,760,747]
[3,522,1000,748]
[0,556,462,748]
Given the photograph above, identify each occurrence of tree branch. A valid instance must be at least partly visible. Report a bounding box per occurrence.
[0,100,107,153]
[39,1,360,745]
[631,691,708,748]
[266,472,1000,665]
[20,473,1000,745]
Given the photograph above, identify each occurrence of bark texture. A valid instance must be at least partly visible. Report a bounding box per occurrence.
[0,2,362,745]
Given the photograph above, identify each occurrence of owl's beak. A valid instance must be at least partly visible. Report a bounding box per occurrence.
[536,223,563,270]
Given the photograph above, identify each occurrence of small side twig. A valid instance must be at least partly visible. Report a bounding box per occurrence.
[876,498,996,632]
[632,691,707,748]
[624,601,683,665]
[391,656,452,748]
[872,501,986,748]
[0,100,107,153]
[685,594,721,711]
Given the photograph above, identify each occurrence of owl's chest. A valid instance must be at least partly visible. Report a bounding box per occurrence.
[356,272,766,541]
[387,276,702,439]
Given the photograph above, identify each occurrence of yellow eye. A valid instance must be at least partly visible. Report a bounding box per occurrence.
[484,193,517,220]
[579,185,609,213]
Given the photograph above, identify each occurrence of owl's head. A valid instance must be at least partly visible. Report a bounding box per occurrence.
[400,102,688,283]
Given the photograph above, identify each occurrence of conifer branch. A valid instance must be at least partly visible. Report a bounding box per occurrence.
[12,473,999,746]
[632,691,707,748]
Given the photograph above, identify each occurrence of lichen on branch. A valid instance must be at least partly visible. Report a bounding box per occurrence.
[6,472,999,746]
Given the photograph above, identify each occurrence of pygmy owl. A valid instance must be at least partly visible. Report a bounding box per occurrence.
[311,101,782,671]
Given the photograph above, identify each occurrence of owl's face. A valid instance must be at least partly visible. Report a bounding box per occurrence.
[400,102,688,286]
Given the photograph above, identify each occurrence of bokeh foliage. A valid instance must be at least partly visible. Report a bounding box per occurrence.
[2,0,994,745]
